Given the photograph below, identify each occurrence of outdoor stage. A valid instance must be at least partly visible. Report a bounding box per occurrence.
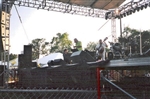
[88,56,150,70]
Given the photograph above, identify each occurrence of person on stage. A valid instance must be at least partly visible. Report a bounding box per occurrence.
[95,38,108,61]
[71,38,82,52]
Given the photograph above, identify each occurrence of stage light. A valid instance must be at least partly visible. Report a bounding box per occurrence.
[132,8,136,13]
[105,12,108,20]
[126,11,130,15]
[105,11,111,20]
[144,3,148,8]
[123,12,126,17]
[136,6,140,11]
[115,15,120,19]
[140,5,144,10]
[18,1,21,6]
[120,14,123,18]
[129,10,132,15]
[115,9,120,15]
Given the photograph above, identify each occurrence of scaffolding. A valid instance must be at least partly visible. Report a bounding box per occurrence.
[0,0,11,87]
[8,0,106,18]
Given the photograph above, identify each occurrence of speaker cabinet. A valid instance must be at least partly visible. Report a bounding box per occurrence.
[70,51,95,63]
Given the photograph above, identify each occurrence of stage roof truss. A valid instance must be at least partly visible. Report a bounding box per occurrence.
[6,0,108,18]
[105,0,150,19]
[5,0,129,19]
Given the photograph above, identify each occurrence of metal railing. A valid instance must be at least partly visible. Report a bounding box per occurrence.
[0,88,97,99]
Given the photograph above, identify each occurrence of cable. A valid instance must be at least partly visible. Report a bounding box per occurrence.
[97,19,110,31]
[14,5,30,44]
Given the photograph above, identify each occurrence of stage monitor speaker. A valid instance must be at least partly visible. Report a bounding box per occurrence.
[70,51,95,63]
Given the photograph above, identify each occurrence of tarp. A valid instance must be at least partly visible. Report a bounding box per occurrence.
[0,61,8,65]
[9,53,64,67]
[37,53,64,65]
[9,58,18,66]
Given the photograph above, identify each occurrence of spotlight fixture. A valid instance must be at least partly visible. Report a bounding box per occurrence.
[105,11,111,20]
[104,0,150,19]
[129,10,132,15]
[140,5,144,10]
[144,3,148,8]
[132,8,136,13]
[136,6,140,11]
[126,11,130,15]
[120,14,123,18]
[123,12,126,17]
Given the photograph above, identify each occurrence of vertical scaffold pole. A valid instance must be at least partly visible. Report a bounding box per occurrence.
[97,68,101,99]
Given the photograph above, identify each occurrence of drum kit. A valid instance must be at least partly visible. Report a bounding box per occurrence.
[95,36,139,60]
[108,39,139,60]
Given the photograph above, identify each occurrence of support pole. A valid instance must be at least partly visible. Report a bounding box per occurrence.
[97,68,101,99]
[120,18,122,39]
[140,31,142,55]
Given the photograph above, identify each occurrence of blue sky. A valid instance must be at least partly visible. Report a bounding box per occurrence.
[9,2,150,54]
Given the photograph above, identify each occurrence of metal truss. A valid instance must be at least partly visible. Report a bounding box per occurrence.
[6,0,106,18]
[105,0,150,19]
[111,18,116,43]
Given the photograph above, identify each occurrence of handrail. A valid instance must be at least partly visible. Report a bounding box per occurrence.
[102,76,137,99]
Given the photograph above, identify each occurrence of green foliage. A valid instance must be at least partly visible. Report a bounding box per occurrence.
[85,42,97,51]
[30,38,50,60]
[50,33,72,53]
[119,27,150,52]
[9,53,17,61]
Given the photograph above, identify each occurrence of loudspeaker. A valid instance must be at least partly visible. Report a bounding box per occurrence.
[18,54,25,69]
[70,51,95,63]
[0,11,10,51]
[24,45,32,62]
[24,45,32,56]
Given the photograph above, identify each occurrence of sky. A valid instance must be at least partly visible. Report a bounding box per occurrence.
[9,0,150,54]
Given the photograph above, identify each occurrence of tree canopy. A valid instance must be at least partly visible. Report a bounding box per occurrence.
[30,38,49,60]
[85,42,97,52]
[119,27,150,53]
[49,33,72,53]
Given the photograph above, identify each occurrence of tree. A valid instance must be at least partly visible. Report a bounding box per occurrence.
[30,38,50,60]
[9,53,17,61]
[118,27,150,53]
[50,33,72,53]
[85,42,97,51]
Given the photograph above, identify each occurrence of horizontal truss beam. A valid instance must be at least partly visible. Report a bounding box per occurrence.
[5,0,106,18]
[105,0,150,19]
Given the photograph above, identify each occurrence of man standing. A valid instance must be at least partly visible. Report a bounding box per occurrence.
[73,38,82,51]
[63,49,71,64]
[95,38,108,61]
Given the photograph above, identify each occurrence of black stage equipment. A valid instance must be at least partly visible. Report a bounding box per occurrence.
[70,50,95,63]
